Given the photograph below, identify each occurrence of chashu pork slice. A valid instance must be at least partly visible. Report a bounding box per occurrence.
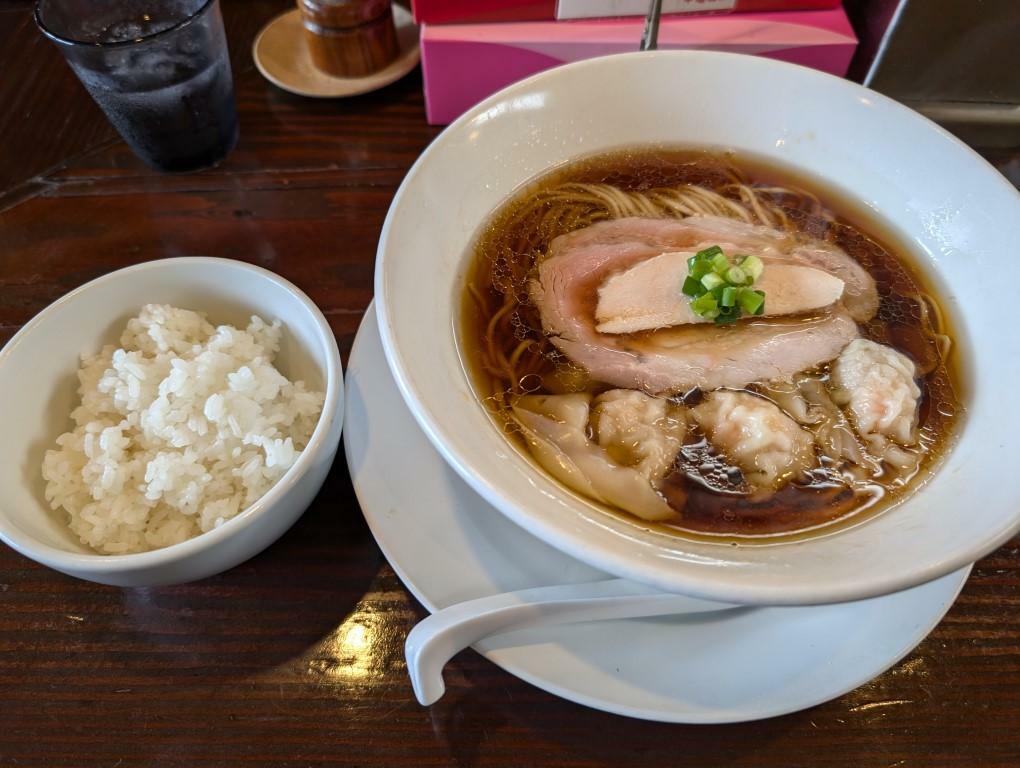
[596,252,845,333]
[547,215,878,321]
[530,215,862,394]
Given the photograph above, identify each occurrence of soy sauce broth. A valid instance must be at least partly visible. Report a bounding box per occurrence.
[459,147,964,543]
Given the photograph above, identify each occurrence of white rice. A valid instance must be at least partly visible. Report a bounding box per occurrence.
[41,305,325,555]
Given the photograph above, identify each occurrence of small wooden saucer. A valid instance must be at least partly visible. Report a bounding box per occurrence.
[253,5,420,98]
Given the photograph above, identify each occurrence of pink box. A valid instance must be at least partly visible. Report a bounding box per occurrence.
[412,0,843,25]
[422,8,857,124]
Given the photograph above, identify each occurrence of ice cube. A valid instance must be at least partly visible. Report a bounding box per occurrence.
[101,20,146,43]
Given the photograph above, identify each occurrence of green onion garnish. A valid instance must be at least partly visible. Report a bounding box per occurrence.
[701,272,725,291]
[690,292,719,317]
[682,246,766,325]
[682,276,704,297]
[715,308,740,325]
[696,245,724,260]
[738,254,764,282]
[690,260,713,280]
[726,265,747,285]
[739,289,766,316]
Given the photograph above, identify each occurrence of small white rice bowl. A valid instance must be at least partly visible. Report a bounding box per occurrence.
[42,305,325,555]
[0,257,342,587]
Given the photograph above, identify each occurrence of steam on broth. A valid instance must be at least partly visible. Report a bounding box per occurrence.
[460,148,961,540]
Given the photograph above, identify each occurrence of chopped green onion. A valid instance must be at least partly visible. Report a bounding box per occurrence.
[682,245,767,325]
[752,290,766,315]
[690,260,713,280]
[696,245,723,260]
[701,272,725,291]
[690,292,718,316]
[738,288,766,315]
[738,254,764,281]
[682,276,704,297]
[726,266,747,285]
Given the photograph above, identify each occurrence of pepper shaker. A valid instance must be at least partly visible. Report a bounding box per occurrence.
[297,0,399,78]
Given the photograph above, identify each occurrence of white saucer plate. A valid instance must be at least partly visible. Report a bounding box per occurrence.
[344,304,971,723]
[253,6,420,99]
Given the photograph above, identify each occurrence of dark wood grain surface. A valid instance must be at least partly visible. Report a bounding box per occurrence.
[2,2,1018,766]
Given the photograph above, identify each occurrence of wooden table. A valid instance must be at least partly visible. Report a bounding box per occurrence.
[2,2,1018,765]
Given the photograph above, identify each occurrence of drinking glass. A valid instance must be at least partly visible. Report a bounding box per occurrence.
[35,0,239,172]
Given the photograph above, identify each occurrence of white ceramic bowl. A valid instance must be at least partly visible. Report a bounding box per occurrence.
[377,51,1020,606]
[0,258,343,586]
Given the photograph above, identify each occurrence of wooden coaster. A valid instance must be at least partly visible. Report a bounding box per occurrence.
[253,5,420,98]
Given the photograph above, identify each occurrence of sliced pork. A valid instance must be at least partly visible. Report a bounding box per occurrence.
[596,254,845,333]
[538,215,878,321]
[531,215,865,394]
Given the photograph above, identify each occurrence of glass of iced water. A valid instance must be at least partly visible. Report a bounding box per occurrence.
[35,0,239,172]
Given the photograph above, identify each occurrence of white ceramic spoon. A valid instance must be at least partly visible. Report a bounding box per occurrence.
[405,578,740,705]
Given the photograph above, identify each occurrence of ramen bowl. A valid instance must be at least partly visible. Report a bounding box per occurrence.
[376,51,1020,606]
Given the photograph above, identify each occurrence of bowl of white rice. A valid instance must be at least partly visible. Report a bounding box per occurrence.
[0,257,343,586]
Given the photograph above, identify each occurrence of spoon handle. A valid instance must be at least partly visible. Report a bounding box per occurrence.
[405,578,735,705]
